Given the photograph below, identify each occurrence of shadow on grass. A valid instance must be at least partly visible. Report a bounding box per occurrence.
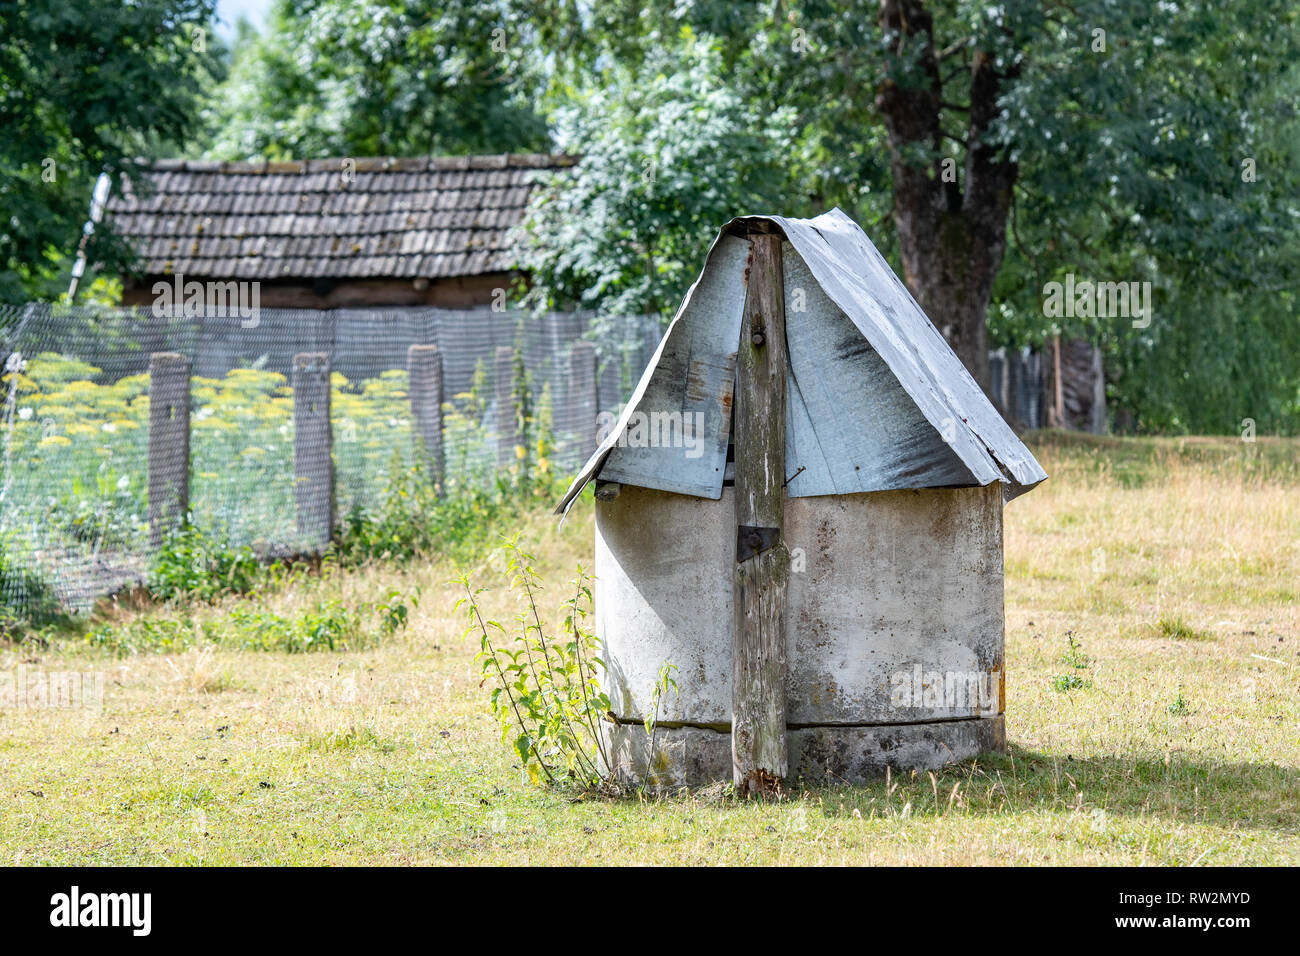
[804,744,1300,834]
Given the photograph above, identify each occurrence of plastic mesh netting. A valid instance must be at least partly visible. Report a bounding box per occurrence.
[0,303,660,619]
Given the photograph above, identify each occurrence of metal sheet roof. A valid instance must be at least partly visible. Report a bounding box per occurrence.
[555,208,1047,515]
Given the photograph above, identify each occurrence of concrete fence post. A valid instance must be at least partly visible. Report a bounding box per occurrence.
[568,340,598,457]
[1005,347,1028,430]
[494,345,520,467]
[407,344,444,492]
[293,352,333,550]
[148,352,190,549]
[988,347,1006,417]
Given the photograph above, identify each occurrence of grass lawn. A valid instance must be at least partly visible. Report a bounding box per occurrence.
[1,433,1297,865]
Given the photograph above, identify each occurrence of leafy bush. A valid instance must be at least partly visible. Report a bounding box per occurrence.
[459,541,676,793]
[84,589,416,656]
[1051,631,1094,692]
[0,534,67,633]
[337,358,567,568]
[147,525,268,603]
[459,545,611,788]
[223,600,369,653]
[85,616,204,655]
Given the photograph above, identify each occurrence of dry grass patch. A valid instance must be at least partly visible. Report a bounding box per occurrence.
[0,433,1297,865]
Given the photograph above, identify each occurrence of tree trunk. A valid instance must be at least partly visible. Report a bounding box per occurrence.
[876,0,1018,397]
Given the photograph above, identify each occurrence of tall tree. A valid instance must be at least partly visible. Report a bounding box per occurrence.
[514,33,792,321]
[203,0,548,160]
[528,1,1300,397]
[0,0,222,302]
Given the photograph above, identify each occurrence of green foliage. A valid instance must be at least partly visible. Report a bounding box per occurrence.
[84,588,415,656]
[1167,686,1191,717]
[374,586,419,638]
[1052,631,1093,692]
[0,534,67,633]
[459,542,679,793]
[1051,673,1091,693]
[514,31,792,325]
[303,725,396,754]
[1107,289,1300,435]
[643,660,679,775]
[1061,632,1090,671]
[0,0,225,300]
[85,616,202,655]
[202,0,546,160]
[1156,616,1208,642]
[458,546,611,789]
[148,525,267,603]
[222,600,368,653]
[336,360,565,567]
[525,1,1300,434]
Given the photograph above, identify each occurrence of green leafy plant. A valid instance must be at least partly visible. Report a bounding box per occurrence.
[1157,616,1208,641]
[459,540,681,794]
[458,542,610,788]
[634,659,683,791]
[374,586,419,637]
[1051,633,1093,692]
[83,586,413,656]
[223,599,367,653]
[1168,686,1191,716]
[1051,673,1091,693]
[1061,631,1090,670]
[336,363,566,568]
[147,524,269,603]
[644,660,679,766]
[0,533,67,634]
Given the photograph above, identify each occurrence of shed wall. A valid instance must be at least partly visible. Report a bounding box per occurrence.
[595,483,1004,726]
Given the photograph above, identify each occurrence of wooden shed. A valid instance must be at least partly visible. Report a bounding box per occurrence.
[556,209,1047,793]
[101,154,575,309]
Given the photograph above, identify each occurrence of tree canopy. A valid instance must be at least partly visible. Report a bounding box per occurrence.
[2,0,1297,431]
[204,0,548,160]
[0,0,223,302]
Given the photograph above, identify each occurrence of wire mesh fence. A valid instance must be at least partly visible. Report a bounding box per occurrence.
[0,302,662,620]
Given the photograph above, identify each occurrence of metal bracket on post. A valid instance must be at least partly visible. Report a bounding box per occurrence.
[736,525,780,563]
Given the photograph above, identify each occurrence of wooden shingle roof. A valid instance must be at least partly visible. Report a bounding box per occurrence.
[103,153,575,282]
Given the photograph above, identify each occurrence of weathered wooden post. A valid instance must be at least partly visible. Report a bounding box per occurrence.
[407,344,444,490]
[147,352,190,549]
[568,340,598,458]
[731,231,789,797]
[292,352,333,550]
[494,345,520,467]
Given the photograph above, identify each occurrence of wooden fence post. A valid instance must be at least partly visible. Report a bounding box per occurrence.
[494,345,520,467]
[148,352,190,549]
[407,344,444,491]
[731,231,789,798]
[568,340,598,457]
[293,352,333,550]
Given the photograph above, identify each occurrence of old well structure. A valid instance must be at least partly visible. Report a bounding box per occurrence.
[556,210,1047,792]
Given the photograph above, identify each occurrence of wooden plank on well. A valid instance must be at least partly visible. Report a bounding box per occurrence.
[732,232,789,797]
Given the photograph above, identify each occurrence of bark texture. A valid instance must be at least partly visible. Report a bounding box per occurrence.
[876,0,1019,395]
